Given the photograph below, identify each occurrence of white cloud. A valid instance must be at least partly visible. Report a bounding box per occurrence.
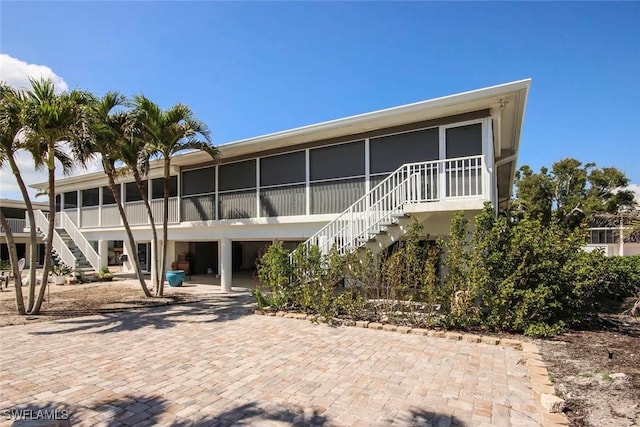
[0,54,103,202]
[0,150,103,202]
[0,53,69,92]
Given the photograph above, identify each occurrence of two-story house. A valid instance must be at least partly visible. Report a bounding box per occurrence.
[30,79,531,290]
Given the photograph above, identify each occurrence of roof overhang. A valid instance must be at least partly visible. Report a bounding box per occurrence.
[0,198,49,210]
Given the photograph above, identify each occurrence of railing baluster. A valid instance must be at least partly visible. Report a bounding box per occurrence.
[291,155,485,263]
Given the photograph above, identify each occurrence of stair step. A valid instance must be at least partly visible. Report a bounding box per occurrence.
[390,212,408,219]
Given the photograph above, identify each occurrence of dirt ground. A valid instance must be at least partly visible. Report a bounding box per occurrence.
[536,314,640,427]
[1,284,639,426]
[0,281,208,327]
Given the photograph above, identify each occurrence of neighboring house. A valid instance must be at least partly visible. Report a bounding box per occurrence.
[0,198,48,267]
[30,79,531,290]
[586,210,640,256]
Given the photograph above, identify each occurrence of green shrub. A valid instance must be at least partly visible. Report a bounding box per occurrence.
[255,242,293,310]
[601,255,640,299]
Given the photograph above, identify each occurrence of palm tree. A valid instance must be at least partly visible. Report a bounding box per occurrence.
[118,120,161,292]
[0,83,30,313]
[20,78,92,313]
[132,95,218,296]
[0,211,25,314]
[81,93,152,297]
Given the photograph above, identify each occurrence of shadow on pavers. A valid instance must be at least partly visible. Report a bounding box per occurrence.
[28,293,256,336]
[7,396,468,426]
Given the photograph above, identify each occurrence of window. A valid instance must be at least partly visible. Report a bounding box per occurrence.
[81,188,99,207]
[125,181,146,202]
[260,151,305,187]
[370,128,439,174]
[63,192,77,210]
[152,176,178,199]
[182,167,215,196]
[219,160,256,191]
[445,123,482,158]
[310,141,365,181]
[102,186,116,205]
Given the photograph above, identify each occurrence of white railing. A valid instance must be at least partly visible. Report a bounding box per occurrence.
[80,206,100,228]
[0,218,27,234]
[60,211,101,271]
[34,210,77,270]
[101,205,121,227]
[125,198,179,226]
[151,197,180,224]
[300,155,486,256]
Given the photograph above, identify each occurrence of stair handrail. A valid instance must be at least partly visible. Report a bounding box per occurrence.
[296,155,484,257]
[60,211,101,271]
[34,210,77,270]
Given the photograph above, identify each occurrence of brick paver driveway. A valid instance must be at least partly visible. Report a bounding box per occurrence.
[0,293,541,426]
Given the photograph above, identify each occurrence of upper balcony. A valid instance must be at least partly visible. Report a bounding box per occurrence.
[52,153,491,231]
[0,218,27,235]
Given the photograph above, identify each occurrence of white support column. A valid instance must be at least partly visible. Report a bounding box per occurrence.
[77,189,81,228]
[482,118,494,206]
[364,138,371,193]
[98,240,108,269]
[305,149,311,215]
[219,237,232,292]
[438,126,447,200]
[98,187,103,227]
[256,158,261,218]
[215,166,219,220]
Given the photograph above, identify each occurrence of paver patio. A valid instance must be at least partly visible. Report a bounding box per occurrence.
[0,291,542,426]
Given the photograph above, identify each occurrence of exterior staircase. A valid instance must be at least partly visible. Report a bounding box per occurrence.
[33,210,101,275]
[54,229,95,274]
[297,155,485,257]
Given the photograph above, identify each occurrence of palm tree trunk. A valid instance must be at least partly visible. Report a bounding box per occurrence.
[0,212,26,314]
[107,172,152,297]
[158,158,170,297]
[31,162,55,314]
[8,155,38,311]
[133,170,160,292]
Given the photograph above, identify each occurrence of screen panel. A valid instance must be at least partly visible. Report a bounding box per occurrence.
[63,192,77,209]
[219,160,256,191]
[445,123,482,159]
[125,181,146,202]
[310,141,365,181]
[102,186,116,205]
[182,167,215,196]
[260,151,305,187]
[152,176,178,199]
[370,128,439,174]
[81,188,99,207]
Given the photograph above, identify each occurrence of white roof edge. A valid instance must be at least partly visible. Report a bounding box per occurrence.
[223,79,531,149]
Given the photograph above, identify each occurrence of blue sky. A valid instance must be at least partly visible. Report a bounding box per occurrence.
[1,1,639,199]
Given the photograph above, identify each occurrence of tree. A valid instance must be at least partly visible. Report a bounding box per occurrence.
[118,118,161,293]
[20,78,92,313]
[0,210,25,314]
[515,158,636,230]
[132,96,218,296]
[0,83,34,312]
[82,93,152,297]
